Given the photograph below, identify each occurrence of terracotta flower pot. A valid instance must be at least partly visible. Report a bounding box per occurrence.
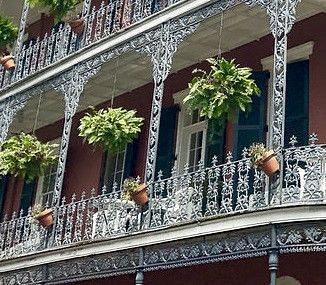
[0,55,15,70]
[132,184,149,206]
[257,150,280,177]
[69,18,85,35]
[35,208,54,228]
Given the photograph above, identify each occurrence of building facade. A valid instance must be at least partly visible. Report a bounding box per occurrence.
[0,0,326,284]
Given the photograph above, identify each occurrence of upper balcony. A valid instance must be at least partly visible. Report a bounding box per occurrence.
[0,0,183,92]
[0,0,325,97]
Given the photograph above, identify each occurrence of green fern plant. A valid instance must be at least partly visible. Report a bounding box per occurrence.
[27,0,82,23]
[184,58,261,122]
[0,15,18,55]
[78,107,144,154]
[0,133,58,182]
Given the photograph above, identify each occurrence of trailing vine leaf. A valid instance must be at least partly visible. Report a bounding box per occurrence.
[0,133,58,182]
[0,15,18,53]
[184,58,261,122]
[78,107,144,154]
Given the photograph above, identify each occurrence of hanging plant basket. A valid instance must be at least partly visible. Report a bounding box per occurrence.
[78,107,144,154]
[122,178,148,206]
[0,15,18,70]
[0,133,58,182]
[248,143,279,177]
[184,58,261,123]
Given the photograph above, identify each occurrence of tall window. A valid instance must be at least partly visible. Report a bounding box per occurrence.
[34,139,60,207]
[234,71,269,159]
[102,148,127,191]
[0,176,8,217]
[35,161,58,206]
[284,60,309,146]
[100,140,137,191]
[178,109,207,173]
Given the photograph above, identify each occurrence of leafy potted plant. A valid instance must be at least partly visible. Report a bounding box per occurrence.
[184,58,261,123]
[27,0,84,34]
[32,204,54,228]
[0,15,18,70]
[0,133,58,182]
[122,177,148,206]
[78,107,144,154]
[248,143,279,177]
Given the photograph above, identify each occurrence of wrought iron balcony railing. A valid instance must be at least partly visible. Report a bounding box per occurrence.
[0,0,181,91]
[0,136,325,261]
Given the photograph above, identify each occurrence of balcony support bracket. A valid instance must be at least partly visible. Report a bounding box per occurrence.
[141,21,198,184]
[265,0,301,201]
[52,64,101,207]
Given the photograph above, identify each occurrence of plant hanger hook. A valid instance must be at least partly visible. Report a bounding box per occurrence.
[217,11,224,59]
[110,56,119,109]
[32,93,42,135]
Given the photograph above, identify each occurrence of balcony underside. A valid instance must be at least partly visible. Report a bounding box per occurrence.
[4,0,326,133]
[1,219,326,284]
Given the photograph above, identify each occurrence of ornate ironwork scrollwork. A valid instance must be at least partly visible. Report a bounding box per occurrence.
[52,65,101,206]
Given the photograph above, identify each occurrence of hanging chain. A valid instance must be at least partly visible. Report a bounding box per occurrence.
[32,94,42,135]
[217,11,224,59]
[110,57,119,108]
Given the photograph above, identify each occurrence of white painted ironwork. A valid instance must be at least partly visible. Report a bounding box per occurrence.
[0,140,325,261]
[0,0,183,91]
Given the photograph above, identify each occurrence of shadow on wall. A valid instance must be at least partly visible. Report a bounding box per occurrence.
[277,276,301,285]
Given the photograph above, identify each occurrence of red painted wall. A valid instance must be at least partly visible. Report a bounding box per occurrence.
[27,14,54,40]
[279,253,326,285]
[68,252,326,285]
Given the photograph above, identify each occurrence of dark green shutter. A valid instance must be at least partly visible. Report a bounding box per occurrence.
[123,142,136,179]
[155,106,179,179]
[285,60,309,146]
[0,176,8,217]
[205,119,226,165]
[20,180,36,215]
[234,71,269,159]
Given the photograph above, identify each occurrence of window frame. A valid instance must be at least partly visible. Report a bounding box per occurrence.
[173,90,208,174]
[102,147,127,191]
[34,138,61,207]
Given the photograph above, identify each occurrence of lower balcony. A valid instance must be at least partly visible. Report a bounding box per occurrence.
[0,137,325,262]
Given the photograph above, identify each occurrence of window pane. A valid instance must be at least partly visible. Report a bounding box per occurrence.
[189,149,195,167]
[236,129,261,158]
[116,152,125,171]
[196,148,202,165]
[197,131,203,147]
[190,133,196,149]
